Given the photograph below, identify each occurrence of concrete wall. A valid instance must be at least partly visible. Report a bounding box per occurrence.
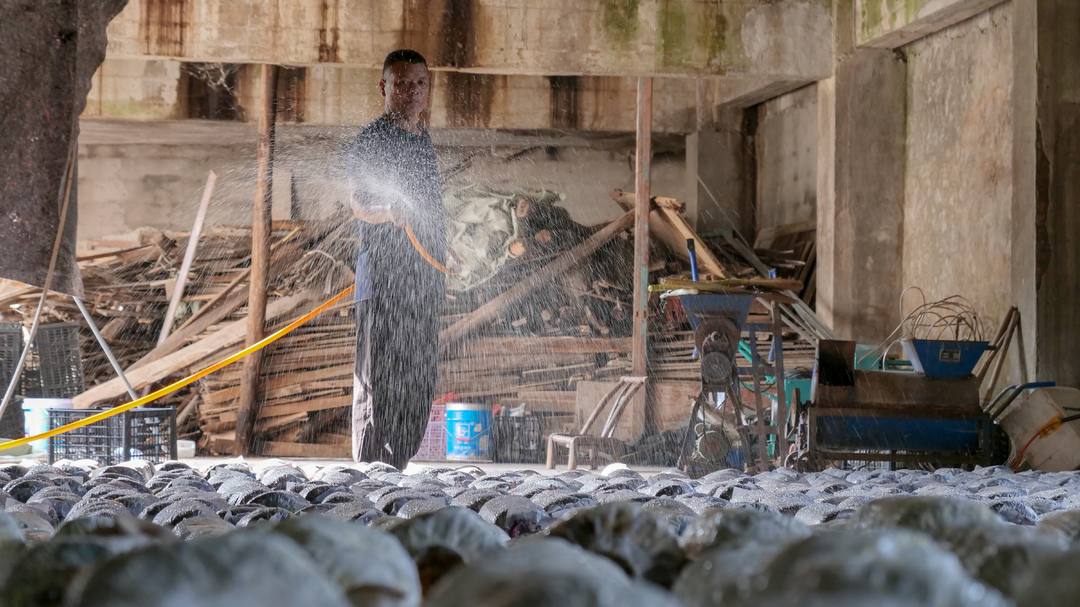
[755,84,818,232]
[902,4,1014,331]
[76,119,685,244]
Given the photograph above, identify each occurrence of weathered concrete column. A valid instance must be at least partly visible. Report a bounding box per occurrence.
[816,2,907,344]
[685,108,755,237]
[1011,0,1080,387]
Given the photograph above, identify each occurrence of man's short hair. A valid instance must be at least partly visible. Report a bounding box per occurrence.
[382,49,428,78]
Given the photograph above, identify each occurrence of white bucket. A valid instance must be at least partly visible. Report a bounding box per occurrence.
[23,398,71,452]
[177,440,196,459]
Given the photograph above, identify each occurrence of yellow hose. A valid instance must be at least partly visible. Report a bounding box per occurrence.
[405,224,455,275]
[6,221,447,450]
[2,284,356,451]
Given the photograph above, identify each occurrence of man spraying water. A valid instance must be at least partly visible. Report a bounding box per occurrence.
[347,50,448,468]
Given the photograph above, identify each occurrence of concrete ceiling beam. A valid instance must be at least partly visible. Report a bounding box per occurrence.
[856,0,1011,49]
[103,0,833,81]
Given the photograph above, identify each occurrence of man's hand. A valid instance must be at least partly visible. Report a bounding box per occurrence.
[352,204,405,226]
[349,181,407,227]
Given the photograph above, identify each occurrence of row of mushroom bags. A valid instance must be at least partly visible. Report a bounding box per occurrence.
[1,459,1080,606]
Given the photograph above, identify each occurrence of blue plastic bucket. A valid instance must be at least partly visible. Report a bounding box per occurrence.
[23,398,71,452]
[445,403,492,462]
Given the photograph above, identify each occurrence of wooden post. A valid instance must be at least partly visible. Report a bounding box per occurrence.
[236,64,278,456]
[747,330,771,469]
[632,77,653,435]
[772,302,789,464]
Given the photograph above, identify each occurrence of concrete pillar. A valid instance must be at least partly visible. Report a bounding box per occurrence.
[816,2,907,344]
[1012,0,1080,387]
[685,109,755,237]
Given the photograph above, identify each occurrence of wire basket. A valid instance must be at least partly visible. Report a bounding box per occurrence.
[47,408,177,466]
[35,323,84,399]
[492,414,545,464]
[415,403,446,461]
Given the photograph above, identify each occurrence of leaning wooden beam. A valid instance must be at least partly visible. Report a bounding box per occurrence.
[611,190,728,279]
[440,209,635,348]
[157,171,216,348]
[652,198,729,279]
[609,189,686,261]
[72,292,309,409]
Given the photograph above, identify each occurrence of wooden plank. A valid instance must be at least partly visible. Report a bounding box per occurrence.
[205,364,353,406]
[260,441,350,458]
[516,391,578,414]
[610,189,689,261]
[72,292,310,408]
[754,220,816,248]
[655,205,728,279]
[453,337,630,356]
[245,395,351,420]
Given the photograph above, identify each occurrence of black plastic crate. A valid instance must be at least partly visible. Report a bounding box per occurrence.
[0,397,23,439]
[0,322,22,395]
[47,408,177,465]
[492,414,545,464]
[35,323,84,398]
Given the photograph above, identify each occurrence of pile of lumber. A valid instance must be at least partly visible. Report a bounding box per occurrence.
[0,182,832,462]
[0,219,354,454]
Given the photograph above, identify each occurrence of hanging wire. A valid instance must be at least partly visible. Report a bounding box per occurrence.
[857,287,985,368]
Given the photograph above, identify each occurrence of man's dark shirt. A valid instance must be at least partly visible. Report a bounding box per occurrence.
[346,116,447,303]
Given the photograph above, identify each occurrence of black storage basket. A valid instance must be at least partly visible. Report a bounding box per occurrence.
[47,408,177,465]
[492,414,545,464]
[35,323,84,398]
[0,324,23,437]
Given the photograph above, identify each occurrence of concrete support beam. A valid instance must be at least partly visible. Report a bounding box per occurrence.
[857,0,1010,49]
[1011,0,1080,387]
[104,0,833,80]
[816,48,907,344]
[699,76,814,110]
